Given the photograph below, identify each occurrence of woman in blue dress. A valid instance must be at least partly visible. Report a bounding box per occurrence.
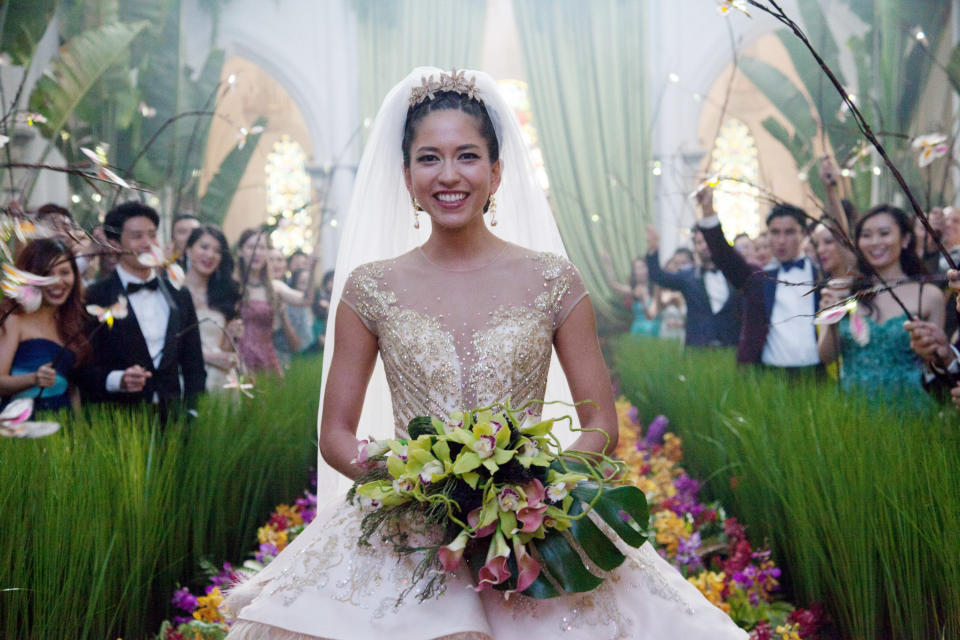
[0,238,89,412]
[818,205,944,404]
[601,253,661,336]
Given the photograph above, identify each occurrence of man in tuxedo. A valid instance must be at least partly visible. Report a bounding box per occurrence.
[645,225,741,348]
[82,202,205,418]
[696,187,821,372]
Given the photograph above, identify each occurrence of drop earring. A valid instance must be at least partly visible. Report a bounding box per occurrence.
[487,194,497,227]
[412,197,422,229]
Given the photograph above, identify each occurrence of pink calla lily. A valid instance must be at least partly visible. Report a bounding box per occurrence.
[512,538,540,593]
[474,528,511,591]
[516,478,548,533]
[438,530,469,572]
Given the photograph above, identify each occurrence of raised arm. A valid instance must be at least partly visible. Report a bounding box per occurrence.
[644,226,687,291]
[598,252,634,298]
[819,157,849,238]
[696,186,755,289]
[553,296,618,455]
[318,303,380,479]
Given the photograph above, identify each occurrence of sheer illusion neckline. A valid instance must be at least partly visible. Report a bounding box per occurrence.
[416,241,511,272]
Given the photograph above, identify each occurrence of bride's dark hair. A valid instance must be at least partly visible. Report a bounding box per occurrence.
[401,91,500,168]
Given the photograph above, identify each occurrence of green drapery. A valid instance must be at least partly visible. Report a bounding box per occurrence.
[351,0,487,126]
[514,0,652,323]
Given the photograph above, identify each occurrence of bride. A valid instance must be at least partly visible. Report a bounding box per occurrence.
[225,68,746,640]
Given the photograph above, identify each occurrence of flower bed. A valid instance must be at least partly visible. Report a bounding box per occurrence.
[156,399,823,640]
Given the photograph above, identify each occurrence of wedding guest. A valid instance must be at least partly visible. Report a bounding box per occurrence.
[285,268,316,357]
[36,203,91,278]
[183,225,243,392]
[818,205,943,402]
[0,238,89,412]
[916,206,945,274]
[270,247,303,367]
[90,223,119,280]
[82,202,206,420]
[907,269,960,407]
[754,231,775,269]
[697,187,821,372]
[657,251,689,341]
[287,250,310,277]
[306,269,335,352]
[814,157,857,280]
[600,252,660,336]
[645,225,741,348]
[168,213,200,265]
[938,207,960,274]
[235,229,315,376]
[733,233,758,265]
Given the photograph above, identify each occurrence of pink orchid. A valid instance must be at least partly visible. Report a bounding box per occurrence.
[512,538,540,593]
[353,438,388,467]
[138,244,185,289]
[0,398,60,438]
[437,530,469,572]
[473,529,511,591]
[1,264,59,313]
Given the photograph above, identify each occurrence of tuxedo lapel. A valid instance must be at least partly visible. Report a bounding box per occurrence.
[156,280,180,370]
[762,267,778,322]
[106,273,153,370]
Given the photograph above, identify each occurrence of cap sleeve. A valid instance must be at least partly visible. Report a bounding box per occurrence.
[532,253,589,329]
[339,262,396,335]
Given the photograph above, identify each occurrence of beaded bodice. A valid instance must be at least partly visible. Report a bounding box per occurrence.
[340,244,587,434]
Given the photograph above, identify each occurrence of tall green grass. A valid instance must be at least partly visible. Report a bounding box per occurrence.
[0,356,322,639]
[614,336,960,639]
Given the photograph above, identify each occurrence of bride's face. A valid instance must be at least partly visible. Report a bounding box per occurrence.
[403,109,501,231]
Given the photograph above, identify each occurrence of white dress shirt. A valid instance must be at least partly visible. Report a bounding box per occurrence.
[762,257,820,367]
[105,264,171,392]
[702,268,730,314]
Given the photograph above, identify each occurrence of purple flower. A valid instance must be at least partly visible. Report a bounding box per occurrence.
[644,415,669,446]
[676,532,703,569]
[255,542,279,563]
[300,508,317,524]
[171,586,197,612]
[627,405,640,426]
[673,474,700,497]
[211,562,238,589]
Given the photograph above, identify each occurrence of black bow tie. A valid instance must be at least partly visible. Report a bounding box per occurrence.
[780,258,806,273]
[126,278,159,294]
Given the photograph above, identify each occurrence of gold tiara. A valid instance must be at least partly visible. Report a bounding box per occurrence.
[409,69,480,107]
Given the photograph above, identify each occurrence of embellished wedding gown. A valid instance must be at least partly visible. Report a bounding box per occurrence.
[226,244,747,640]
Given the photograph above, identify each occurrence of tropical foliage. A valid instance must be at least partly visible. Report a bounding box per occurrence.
[0,0,261,227]
[739,0,955,207]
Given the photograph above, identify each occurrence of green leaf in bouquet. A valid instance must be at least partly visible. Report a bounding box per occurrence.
[566,500,626,572]
[452,451,482,475]
[572,484,648,549]
[461,471,480,489]
[407,416,434,439]
[533,532,604,593]
[520,418,554,437]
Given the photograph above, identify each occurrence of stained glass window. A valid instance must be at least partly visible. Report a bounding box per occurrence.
[497,79,549,191]
[265,135,313,255]
[709,118,761,241]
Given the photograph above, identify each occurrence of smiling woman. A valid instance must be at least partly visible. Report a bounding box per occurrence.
[0,238,89,412]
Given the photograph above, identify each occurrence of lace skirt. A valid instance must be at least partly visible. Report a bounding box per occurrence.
[224,499,748,640]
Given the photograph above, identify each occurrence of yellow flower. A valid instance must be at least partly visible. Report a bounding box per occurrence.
[192,586,225,623]
[663,432,684,462]
[257,525,289,551]
[688,571,730,613]
[653,510,689,554]
[775,623,802,640]
[274,503,304,528]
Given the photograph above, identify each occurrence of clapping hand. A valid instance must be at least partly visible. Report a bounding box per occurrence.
[34,363,56,388]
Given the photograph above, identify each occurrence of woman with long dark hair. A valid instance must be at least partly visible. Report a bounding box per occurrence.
[234,228,315,377]
[0,238,89,411]
[818,205,944,400]
[184,225,242,392]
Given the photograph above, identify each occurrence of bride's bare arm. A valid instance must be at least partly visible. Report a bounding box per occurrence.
[318,303,379,479]
[553,296,618,455]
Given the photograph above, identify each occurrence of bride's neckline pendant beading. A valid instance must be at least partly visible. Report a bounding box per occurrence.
[416,242,511,272]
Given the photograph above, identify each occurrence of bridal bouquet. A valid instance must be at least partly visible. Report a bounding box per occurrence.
[347,399,648,602]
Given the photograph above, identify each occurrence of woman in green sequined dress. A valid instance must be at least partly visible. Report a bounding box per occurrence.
[818,205,944,404]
